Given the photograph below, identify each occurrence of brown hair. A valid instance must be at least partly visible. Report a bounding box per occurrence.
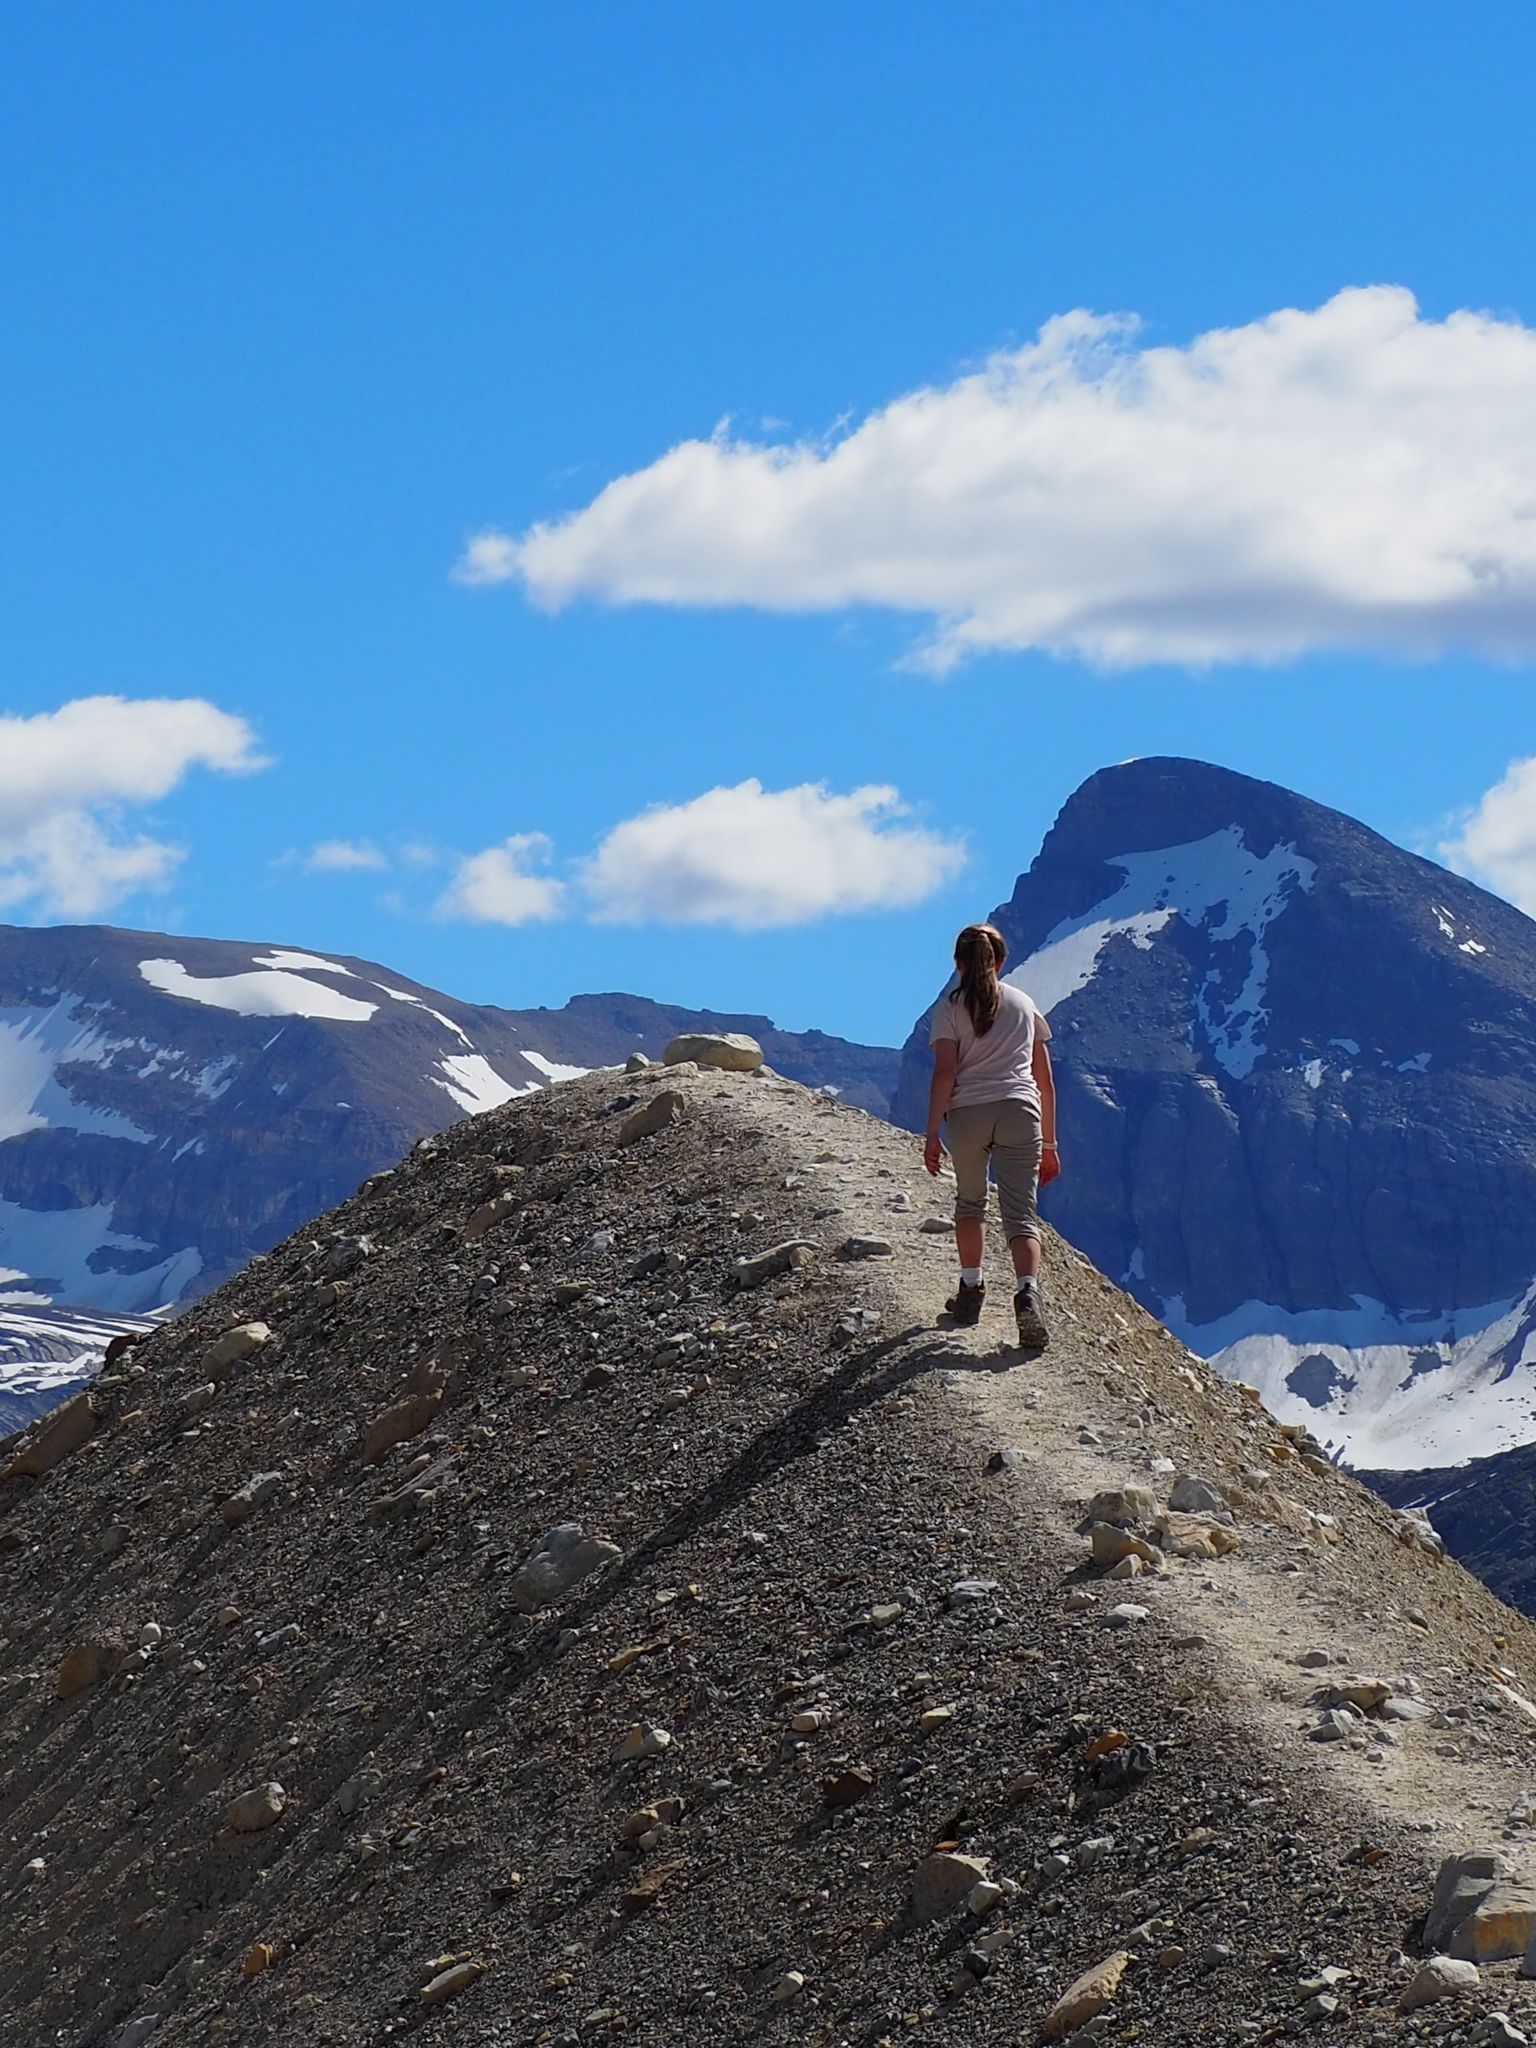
[950,922,1006,1035]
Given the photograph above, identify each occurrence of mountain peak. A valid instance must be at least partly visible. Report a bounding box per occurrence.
[896,759,1536,1472]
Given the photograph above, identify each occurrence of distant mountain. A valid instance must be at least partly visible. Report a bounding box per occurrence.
[0,1303,151,1437]
[894,757,1536,1472]
[0,923,896,1428]
[487,991,897,1117]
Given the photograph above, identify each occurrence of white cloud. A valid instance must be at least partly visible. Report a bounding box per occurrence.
[0,696,264,918]
[581,778,966,928]
[1443,756,1536,912]
[436,833,565,925]
[461,286,1536,671]
[304,839,389,873]
[453,533,522,586]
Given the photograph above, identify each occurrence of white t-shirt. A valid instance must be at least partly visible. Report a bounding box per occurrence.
[929,981,1051,1111]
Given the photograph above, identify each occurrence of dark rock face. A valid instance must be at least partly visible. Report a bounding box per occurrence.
[0,924,897,1328]
[893,758,1536,1466]
[1368,1451,1536,1617]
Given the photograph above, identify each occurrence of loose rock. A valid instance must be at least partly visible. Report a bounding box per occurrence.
[507,1524,621,1611]
[1043,1950,1132,2039]
[1398,1954,1480,2010]
[226,1782,287,1834]
[663,1032,762,1072]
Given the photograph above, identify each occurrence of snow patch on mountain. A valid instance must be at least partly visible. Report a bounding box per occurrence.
[0,1001,155,1143]
[432,1054,537,1116]
[522,1050,591,1084]
[139,958,379,1021]
[1007,827,1316,1077]
[375,984,475,1046]
[0,1196,200,1315]
[252,950,357,976]
[1165,1284,1536,1470]
[0,1302,159,1437]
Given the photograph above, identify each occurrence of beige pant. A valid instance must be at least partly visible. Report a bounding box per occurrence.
[946,1097,1042,1243]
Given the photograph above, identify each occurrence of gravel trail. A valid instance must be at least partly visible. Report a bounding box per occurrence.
[1,1061,1534,2046]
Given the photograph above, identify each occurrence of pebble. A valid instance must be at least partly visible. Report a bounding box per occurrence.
[946,1577,1000,1607]
[1102,1603,1150,1629]
[613,1722,672,1762]
[770,1970,806,2005]
[218,1472,284,1525]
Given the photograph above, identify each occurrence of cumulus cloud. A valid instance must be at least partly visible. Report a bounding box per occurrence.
[0,696,264,918]
[1442,756,1536,913]
[459,286,1536,670]
[436,833,566,925]
[303,839,389,873]
[581,779,966,928]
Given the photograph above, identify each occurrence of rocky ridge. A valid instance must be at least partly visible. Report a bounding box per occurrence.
[4,1054,1536,2043]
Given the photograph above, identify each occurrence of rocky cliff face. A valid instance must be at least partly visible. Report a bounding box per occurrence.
[894,758,1536,1469]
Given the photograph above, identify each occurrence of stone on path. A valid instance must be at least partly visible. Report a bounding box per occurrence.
[1156,1511,1240,1560]
[731,1240,818,1289]
[1423,1850,1536,1964]
[1089,1524,1162,1570]
[1085,1486,1157,1528]
[1398,1954,1480,2010]
[1169,1472,1233,1520]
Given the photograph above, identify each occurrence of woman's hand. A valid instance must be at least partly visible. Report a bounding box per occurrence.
[923,1130,944,1176]
[1039,1142,1061,1188]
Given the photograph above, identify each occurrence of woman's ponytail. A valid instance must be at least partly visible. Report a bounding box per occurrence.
[951,922,1006,1036]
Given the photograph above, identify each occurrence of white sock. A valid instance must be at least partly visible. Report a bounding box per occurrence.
[960,1266,982,1287]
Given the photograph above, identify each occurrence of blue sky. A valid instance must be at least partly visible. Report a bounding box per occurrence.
[6,4,1536,1047]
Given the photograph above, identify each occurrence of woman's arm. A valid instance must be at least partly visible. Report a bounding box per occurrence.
[1033,1036,1060,1184]
[924,1039,959,1175]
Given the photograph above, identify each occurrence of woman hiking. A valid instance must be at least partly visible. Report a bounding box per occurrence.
[923,921,1059,1347]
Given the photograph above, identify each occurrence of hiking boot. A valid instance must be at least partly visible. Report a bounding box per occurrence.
[1014,1279,1049,1350]
[945,1280,986,1327]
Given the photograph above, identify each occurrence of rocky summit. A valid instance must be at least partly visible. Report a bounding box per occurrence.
[894,757,1536,1477]
[7,1061,1536,2043]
